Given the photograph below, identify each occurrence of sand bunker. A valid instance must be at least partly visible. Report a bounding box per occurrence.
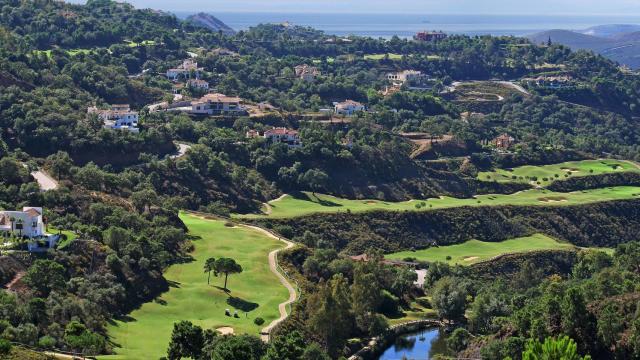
[538,196,568,203]
[463,256,479,262]
[216,327,234,335]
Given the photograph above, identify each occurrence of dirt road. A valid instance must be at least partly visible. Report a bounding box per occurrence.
[31,170,58,191]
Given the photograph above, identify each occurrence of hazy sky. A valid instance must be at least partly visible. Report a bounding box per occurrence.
[70,0,640,15]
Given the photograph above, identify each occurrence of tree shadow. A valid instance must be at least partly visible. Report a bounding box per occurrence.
[167,280,181,288]
[226,296,259,312]
[214,285,231,294]
[290,191,342,207]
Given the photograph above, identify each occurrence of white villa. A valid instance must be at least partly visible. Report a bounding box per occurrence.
[263,128,302,148]
[334,100,365,116]
[187,79,209,90]
[0,207,58,252]
[88,104,140,133]
[190,93,246,115]
[387,70,432,88]
[166,59,203,80]
[294,64,320,82]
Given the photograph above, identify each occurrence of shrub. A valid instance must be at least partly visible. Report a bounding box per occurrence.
[0,339,11,355]
[224,221,235,227]
[254,317,265,326]
[38,335,56,349]
[446,256,452,260]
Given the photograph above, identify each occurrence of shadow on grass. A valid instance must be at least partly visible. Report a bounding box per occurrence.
[226,296,259,312]
[167,280,181,288]
[214,285,231,294]
[290,191,343,207]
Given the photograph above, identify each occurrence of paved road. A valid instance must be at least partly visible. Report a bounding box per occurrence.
[31,170,58,191]
[241,224,297,342]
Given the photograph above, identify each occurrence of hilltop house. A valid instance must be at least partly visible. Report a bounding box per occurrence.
[190,93,246,115]
[387,70,433,88]
[294,65,320,82]
[0,207,58,252]
[88,104,139,133]
[166,59,203,80]
[263,128,302,148]
[334,100,365,116]
[415,31,447,42]
[187,79,209,90]
[493,133,516,149]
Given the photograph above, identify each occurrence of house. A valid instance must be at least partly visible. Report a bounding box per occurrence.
[0,207,58,252]
[387,70,432,88]
[187,79,209,90]
[246,129,260,139]
[190,93,245,115]
[493,133,516,149]
[258,102,277,111]
[166,59,204,80]
[263,128,302,148]
[294,65,320,82]
[525,75,573,89]
[415,31,447,42]
[88,104,140,133]
[334,100,365,116]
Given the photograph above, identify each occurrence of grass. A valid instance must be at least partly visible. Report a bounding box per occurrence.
[386,298,437,326]
[100,213,289,360]
[385,234,576,265]
[234,186,640,219]
[364,53,404,60]
[479,159,640,186]
[50,227,78,250]
[124,39,158,47]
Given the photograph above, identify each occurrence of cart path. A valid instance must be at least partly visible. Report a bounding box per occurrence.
[31,169,58,191]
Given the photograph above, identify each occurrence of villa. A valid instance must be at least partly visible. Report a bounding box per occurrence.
[166,59,203,80]
[294,65,320,82]
[0,207,58,252]
[524,75,574,89]
[415,31,447,42]
[387,70,433,88]
[494,133,516,149]
[334,100,365,116]
[88,104,140,133]
[263,128,302,148]
[187,79,209,90]
[190,93,246,115]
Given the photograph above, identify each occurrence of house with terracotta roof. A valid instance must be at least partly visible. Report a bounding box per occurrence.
[334,100,365,116]
[294,65,320,82]
[0,207,58,252]
[190,93,245,115]
[387,70,433,88]
[88,104,139,133]
[493,133,516,149]
[187,79,209,90]
[263,128,302,148]
[166,59,204,80]
[415,31,447,42]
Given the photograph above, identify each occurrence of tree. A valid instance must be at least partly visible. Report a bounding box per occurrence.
[298,168,328,195]
[213,258,243,290]
[204,257,216,285]
[24,259,66,297]
[307,274,354,357]
[431,276,467,322]
[264,331,306,360]
[351,264,382,334]
[302,342,331,360]
[210,334,266,360]
[166,321,204,360]
[447,328,471,353]
[522,336,591,360]
[561,287,595,352]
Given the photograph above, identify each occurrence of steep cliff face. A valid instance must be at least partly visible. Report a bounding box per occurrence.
[186,13,236,36]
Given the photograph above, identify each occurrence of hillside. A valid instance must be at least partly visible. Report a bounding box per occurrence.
[185,12,236,35]
[528,29,640,68]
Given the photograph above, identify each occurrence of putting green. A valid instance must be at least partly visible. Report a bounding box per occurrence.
[478,159,640,186]
[385,234,576,265]
[100,213,289,360]
[234,186,640,219]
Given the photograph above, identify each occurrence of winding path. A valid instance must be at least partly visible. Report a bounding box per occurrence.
[31,169,58,191]
[241,224,297,342]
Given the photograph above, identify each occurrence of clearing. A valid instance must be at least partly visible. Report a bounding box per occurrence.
[234,186,640,219]
[385,234,576,265]
[100,213,290,360]
[479,159,640,186]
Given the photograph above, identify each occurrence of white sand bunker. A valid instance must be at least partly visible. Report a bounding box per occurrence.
[216,327,234,335]
[463,256,479,262]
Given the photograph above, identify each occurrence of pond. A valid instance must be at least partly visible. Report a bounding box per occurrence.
[377,328,450,360]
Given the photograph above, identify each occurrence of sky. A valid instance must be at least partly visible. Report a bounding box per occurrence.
[70,0,640,15]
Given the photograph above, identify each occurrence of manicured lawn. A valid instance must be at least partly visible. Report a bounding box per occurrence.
[124,39,158,47]
[235,186,640,219]
[100,213,289,360]
[364,53,404,60]
[387,298,437,326]
[478,159,640,186]
[50,228,78,250]
[385,234,576,265]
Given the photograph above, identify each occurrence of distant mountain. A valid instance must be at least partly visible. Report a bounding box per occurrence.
[527,29,640,69]
[580,24,640,38]
[185,13,236,36]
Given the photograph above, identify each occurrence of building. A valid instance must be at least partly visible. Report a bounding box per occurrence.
[334,100,365,116]
[263,128,302,148]
[246,129,260,139]
[190,93,245,115]
[166,59,203,80]
[0,207,58,252]
[494,133,516,149]
[187,79,210,90]
[294,65,320,82]
[525,75,573,89]
[387,70,432,87]
[88,104,140,133]
[415,31,447,42]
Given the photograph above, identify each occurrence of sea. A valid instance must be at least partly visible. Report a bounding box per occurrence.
[172,12,640,38]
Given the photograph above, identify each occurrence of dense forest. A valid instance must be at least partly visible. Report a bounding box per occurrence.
[0,0,639,359]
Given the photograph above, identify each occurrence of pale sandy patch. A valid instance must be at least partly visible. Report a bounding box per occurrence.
[216,327,234,335]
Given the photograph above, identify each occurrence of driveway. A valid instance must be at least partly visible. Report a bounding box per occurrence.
[31,170,58,191]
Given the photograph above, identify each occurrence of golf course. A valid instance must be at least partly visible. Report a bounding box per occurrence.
[478,159,640,186]
[385,234,577,265]
[101,213,290,360]
[235,186,640,219]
